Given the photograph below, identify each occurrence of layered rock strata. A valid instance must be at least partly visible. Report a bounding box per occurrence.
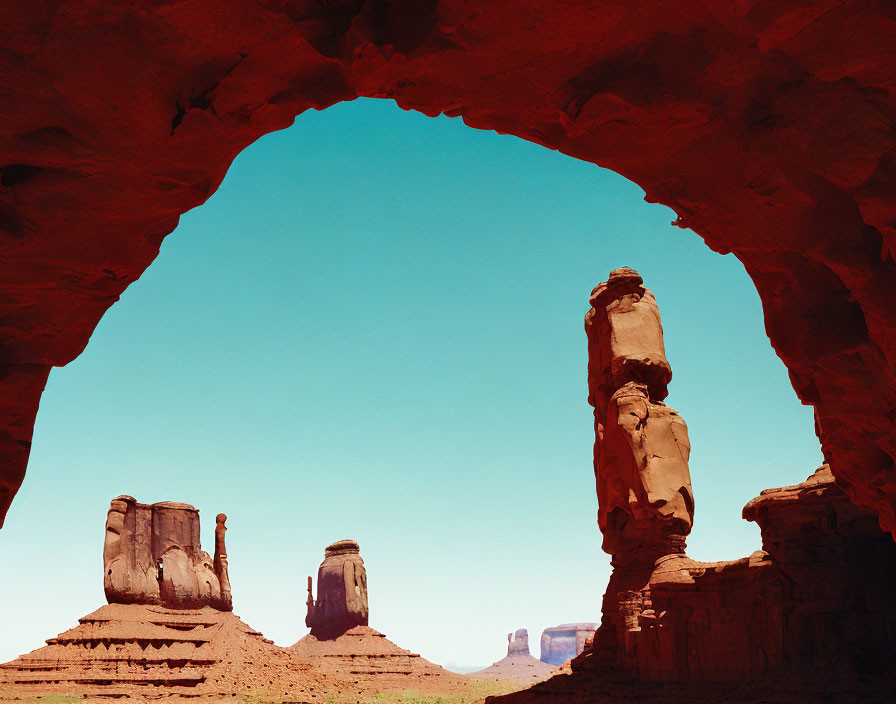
[0,603,327,700]
[0,496,340,700]
[291,625,466,691]
[0,1,895,544]
[540,624,597,666]
[467,629,556,681]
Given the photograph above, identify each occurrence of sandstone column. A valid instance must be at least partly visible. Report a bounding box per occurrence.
[214,513,233,610]
[585,267,694,665]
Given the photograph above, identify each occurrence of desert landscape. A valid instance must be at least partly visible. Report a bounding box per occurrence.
[1,266,893,702]
[2,1,896,702]
[0,507,541,702]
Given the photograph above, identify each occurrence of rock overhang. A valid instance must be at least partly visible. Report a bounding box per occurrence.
[0,1,894,536]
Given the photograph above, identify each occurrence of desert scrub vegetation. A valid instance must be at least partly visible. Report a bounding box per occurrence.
[322,678,534,704]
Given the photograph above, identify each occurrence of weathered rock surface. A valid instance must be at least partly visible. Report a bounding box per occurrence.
[0,494,348,701]
[0,603,332,701]
[293,538,466,692]
[306,539,369,639]
[291,625,467,692]
[103,495,232,611]
[586,267,697,667]
[740,465,896,675]
[488,466,896,703]
[467,629,556,681]
[0,1,894,540]
[540,624,597,666]
[586,267,694,559]
[584,271,896,685]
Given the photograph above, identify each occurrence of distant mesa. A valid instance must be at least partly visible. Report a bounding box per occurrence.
[540,623,597,665]
[507,628,530,656]
[291,540,466,692]
[466,628,555,680]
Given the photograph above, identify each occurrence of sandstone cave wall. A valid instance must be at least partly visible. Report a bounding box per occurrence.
[1,1,895,533]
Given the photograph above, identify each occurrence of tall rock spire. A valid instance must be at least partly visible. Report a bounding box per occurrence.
[585,267,695,667]
[585,267,694,560]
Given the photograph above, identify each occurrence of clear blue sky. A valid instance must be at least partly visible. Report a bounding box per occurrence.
[0,98,821,668]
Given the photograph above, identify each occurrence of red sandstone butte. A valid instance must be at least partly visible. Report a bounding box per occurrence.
[0,496,357,701]
[0,2,895,538]
[292,540,467,693]
[305,539,369,639]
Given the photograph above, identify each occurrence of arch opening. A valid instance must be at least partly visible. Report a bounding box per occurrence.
[0,99,822,668]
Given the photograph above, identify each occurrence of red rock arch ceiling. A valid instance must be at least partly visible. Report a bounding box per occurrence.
[1,1,894,534]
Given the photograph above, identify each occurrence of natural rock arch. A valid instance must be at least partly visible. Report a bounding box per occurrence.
[1,1,894,535]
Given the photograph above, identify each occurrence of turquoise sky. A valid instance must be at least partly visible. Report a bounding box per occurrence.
[0,98,822,667]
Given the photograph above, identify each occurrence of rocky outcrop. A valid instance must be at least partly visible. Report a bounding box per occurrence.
[467,629,556,681]
[579,270,896,685]
[291,625,467,691]
[741,465,896,675]
[0,603,329,700]
[306,539,369,639]
[540,624,597,666]
[507,629,531,657]
[487,667,896,704]
[0,2,894,541]
[0,496,344,701]
[103,495,232,611]
[490,466,896,702]
[585,267,696,668]
[292,539,464,692]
